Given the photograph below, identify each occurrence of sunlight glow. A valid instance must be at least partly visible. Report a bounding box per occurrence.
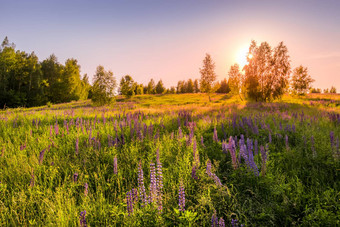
[235,45,250,68]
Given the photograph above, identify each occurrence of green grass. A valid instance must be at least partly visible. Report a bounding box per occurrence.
[0,94,339,226]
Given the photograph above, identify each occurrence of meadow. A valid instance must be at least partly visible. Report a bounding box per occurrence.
[0,94,339,226]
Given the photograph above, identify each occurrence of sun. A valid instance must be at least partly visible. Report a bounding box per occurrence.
[235,45,250,68]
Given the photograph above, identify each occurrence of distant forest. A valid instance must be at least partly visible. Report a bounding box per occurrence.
[0,37,336,108]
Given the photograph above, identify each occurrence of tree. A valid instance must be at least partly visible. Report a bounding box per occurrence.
[291,65,314,95]
[228,64,243,97]
[135,84,144,95]
[119,75,136,98]
[194,79,200,93]
[177,80,185,93]
[199,54,216,101]
[169,86,176,94]
[186,79,194,93]
[216,78,230,93]
[310,88,321,93]
[155,79,165,94]
[147,79,156,94]
[91,65,116,105]
[244,40,291,101]
[330,86,337,94]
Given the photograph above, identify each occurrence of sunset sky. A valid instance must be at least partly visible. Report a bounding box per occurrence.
[1,0,339,90]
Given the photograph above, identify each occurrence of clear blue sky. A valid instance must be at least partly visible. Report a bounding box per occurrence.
[1,0,339,90]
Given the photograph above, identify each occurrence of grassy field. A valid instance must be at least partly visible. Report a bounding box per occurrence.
[0,94,339,226]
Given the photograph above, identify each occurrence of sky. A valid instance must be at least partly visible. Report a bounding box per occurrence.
[1,0,340,90]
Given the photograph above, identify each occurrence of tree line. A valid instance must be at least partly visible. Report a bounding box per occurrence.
[0,37,90,107]
[0,37,330,107]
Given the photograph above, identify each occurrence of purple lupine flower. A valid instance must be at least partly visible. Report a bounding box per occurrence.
[191,164,198,180]
[156,157,163,212]
[79,210,87,227]
[75,137,79,155]
[248,146,259,176]
[149,163,157,203]
[231,219,238,227]
[219,217,225,227]
[213,127,218,142]
[84,183,88,196]
[178,181,185,212]
[113,157,118,174]
[39,148,47,165]
[131,188,138,204]
[225,137,238,169]
[73,172,78,182]
[212,174,222,187]
[330,131,334,148]
[206,160,212,177]
[285,135,289,150]
[126,190,133,215]
[54,123,59,135]
[178,127,183,139]
[138,161,148,207]
[292,124,296,132]
[211,213,218,227]
[268,132,272,143]
[201,136,205,147]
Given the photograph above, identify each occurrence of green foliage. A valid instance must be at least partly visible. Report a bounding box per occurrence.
[91,65,117,106]
[0,37,89,108]
[0,94,339,226]
[216,78,230,94]
[119,75,137,98]
[244,41,291,101]
[200,53,217,99]
[228,64,242,95]
[155,80,165,94]
[291,65,314,95]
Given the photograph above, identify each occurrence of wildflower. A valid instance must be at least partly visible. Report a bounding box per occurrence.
[75,137,79,155]
[126,190,133,215]
[79,210,87,227]
[219,217,225,227]
[201,136,205,147]
[213,127,218,142]
[54,123,59,135]
[231,219,238,227]
[178,127,183,139]
[268,132,272,143]
[84,183,88,196]
[224,137,238,169]
[285,135,289,150]
[156,159,163,212]
[39,148,47,165]
[131,188,138,204]
[191,164,198,180]
[149,163,157,203]
[73,172,78,182]
[114,157,118,174]
[138,161,148,207]
[211,213,218,227]
[178,181,185,212]
[212,173,222,187]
